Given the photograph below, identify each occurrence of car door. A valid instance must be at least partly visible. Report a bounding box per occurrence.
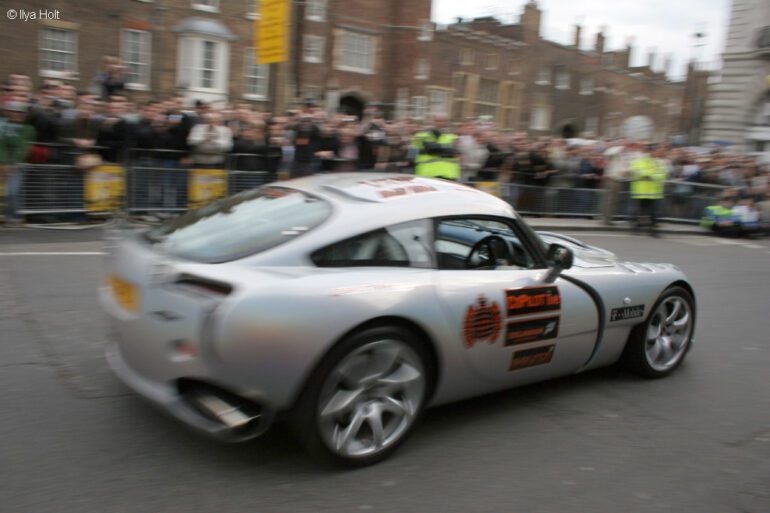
[434,216,599,385]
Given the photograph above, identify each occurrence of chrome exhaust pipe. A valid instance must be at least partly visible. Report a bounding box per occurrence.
[192,393,260,429]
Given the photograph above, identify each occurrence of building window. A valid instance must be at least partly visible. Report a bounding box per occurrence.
[415,58,429,80]
[39,28,78,78]
[338,31,375,74]
[303,35,325,63]
[396,88,409,120]
[412,96,427,120]
[535,66,550,85]
[485,54,498,70]
[508,58,520,75]
[306,0,327,22]
[580,77,593,95]
[191,0,219,12]
[555,69,570,89]
[667,100,681,116]
[428,89,450,116]
[530,105,551,130]
[304,85,321,103]
[584,116,598,135]
[460,48,474,66]
[418,20,433,42]
[244,47,270,99]
[121,29,151,90]
[476,79,498,119]
[478,79,498,104]
[246,0,259,19]
[178,37,229,93]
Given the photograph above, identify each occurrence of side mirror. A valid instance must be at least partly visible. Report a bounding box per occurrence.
[543,243,574,283]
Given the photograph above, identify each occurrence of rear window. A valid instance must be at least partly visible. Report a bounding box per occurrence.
[145,187,332,263]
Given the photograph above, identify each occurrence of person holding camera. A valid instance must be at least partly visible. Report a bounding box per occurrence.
[187,112,233,168]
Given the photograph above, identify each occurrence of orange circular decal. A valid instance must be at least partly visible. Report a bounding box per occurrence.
[463,295,502,348]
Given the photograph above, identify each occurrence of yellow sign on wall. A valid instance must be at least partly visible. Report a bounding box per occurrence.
[85,165,125,212]
[257,0,289,64]
[188,168,227,209]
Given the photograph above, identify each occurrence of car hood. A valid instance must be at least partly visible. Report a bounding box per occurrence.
[536,231,618,268]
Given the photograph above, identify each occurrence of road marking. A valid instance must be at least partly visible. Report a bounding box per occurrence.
[0,252,105,256]
[565,232,632,237]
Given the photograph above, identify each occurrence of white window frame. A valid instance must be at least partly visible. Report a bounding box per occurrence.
[508,59,520,76]
[535,66,551,85]
[555,69,570,89]
[121,29,152,91]
[485,54,498,70]
[412,96,427,120]
[580,77,593,95]
[243,47,270,100]
[303,35,325,64]
[460,48,474,66]
[396,88,409,120]
[530,105,551,131]
[415,58,429,80]
[246,0,259,20]
[418,20,433,42]
[305,0,327,22]
[337,31,376,75]
[39,27,78,79]
[177,37,230,94]
[428,89,450,117]
[584,116,598,134]
[191,0,219,13]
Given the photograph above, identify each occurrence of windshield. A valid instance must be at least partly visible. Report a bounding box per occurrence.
[145,187,332,263]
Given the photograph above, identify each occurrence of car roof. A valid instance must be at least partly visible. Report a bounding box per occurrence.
[272,173,517,218]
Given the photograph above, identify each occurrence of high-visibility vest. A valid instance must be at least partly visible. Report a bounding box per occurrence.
[629,157,666,200]
[700,204,734,228]
[411,131,460,180]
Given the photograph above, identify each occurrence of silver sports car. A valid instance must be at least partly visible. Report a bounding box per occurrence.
[101,173,696,465]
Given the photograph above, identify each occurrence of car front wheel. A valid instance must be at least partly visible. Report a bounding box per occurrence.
[623,286,695,378]
[292,326,431,466]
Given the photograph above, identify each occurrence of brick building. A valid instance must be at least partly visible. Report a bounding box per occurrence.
[0,0,688,140]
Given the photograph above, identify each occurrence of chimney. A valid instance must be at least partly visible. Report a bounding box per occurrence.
[647,48,656,69]
[520,1,542,42]
[574,24,582,49]
[625,37,634,68]
[595,28,606,55]
[663,54,672,76]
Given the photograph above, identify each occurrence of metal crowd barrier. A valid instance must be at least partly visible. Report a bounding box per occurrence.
[470,179,729,224]
[226,153,274,196]
[3,144,733,224]
[17,164,87,214]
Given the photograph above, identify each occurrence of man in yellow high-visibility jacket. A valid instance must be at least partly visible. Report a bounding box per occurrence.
[411,114,460,181]
[630,146,668,235]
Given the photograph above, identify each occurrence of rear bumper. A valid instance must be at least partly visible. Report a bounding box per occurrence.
[106,341,274,442]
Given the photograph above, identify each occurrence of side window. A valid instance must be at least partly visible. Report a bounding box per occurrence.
[435,218,536,270]
[312,220,434,268]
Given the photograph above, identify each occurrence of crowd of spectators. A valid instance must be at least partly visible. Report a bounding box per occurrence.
[2,68,769,230]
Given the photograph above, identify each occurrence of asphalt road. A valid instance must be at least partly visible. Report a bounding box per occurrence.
[1,226,769,513]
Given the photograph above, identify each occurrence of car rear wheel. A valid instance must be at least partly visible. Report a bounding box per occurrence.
[292,326,431,466]
[622,286,695,378]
